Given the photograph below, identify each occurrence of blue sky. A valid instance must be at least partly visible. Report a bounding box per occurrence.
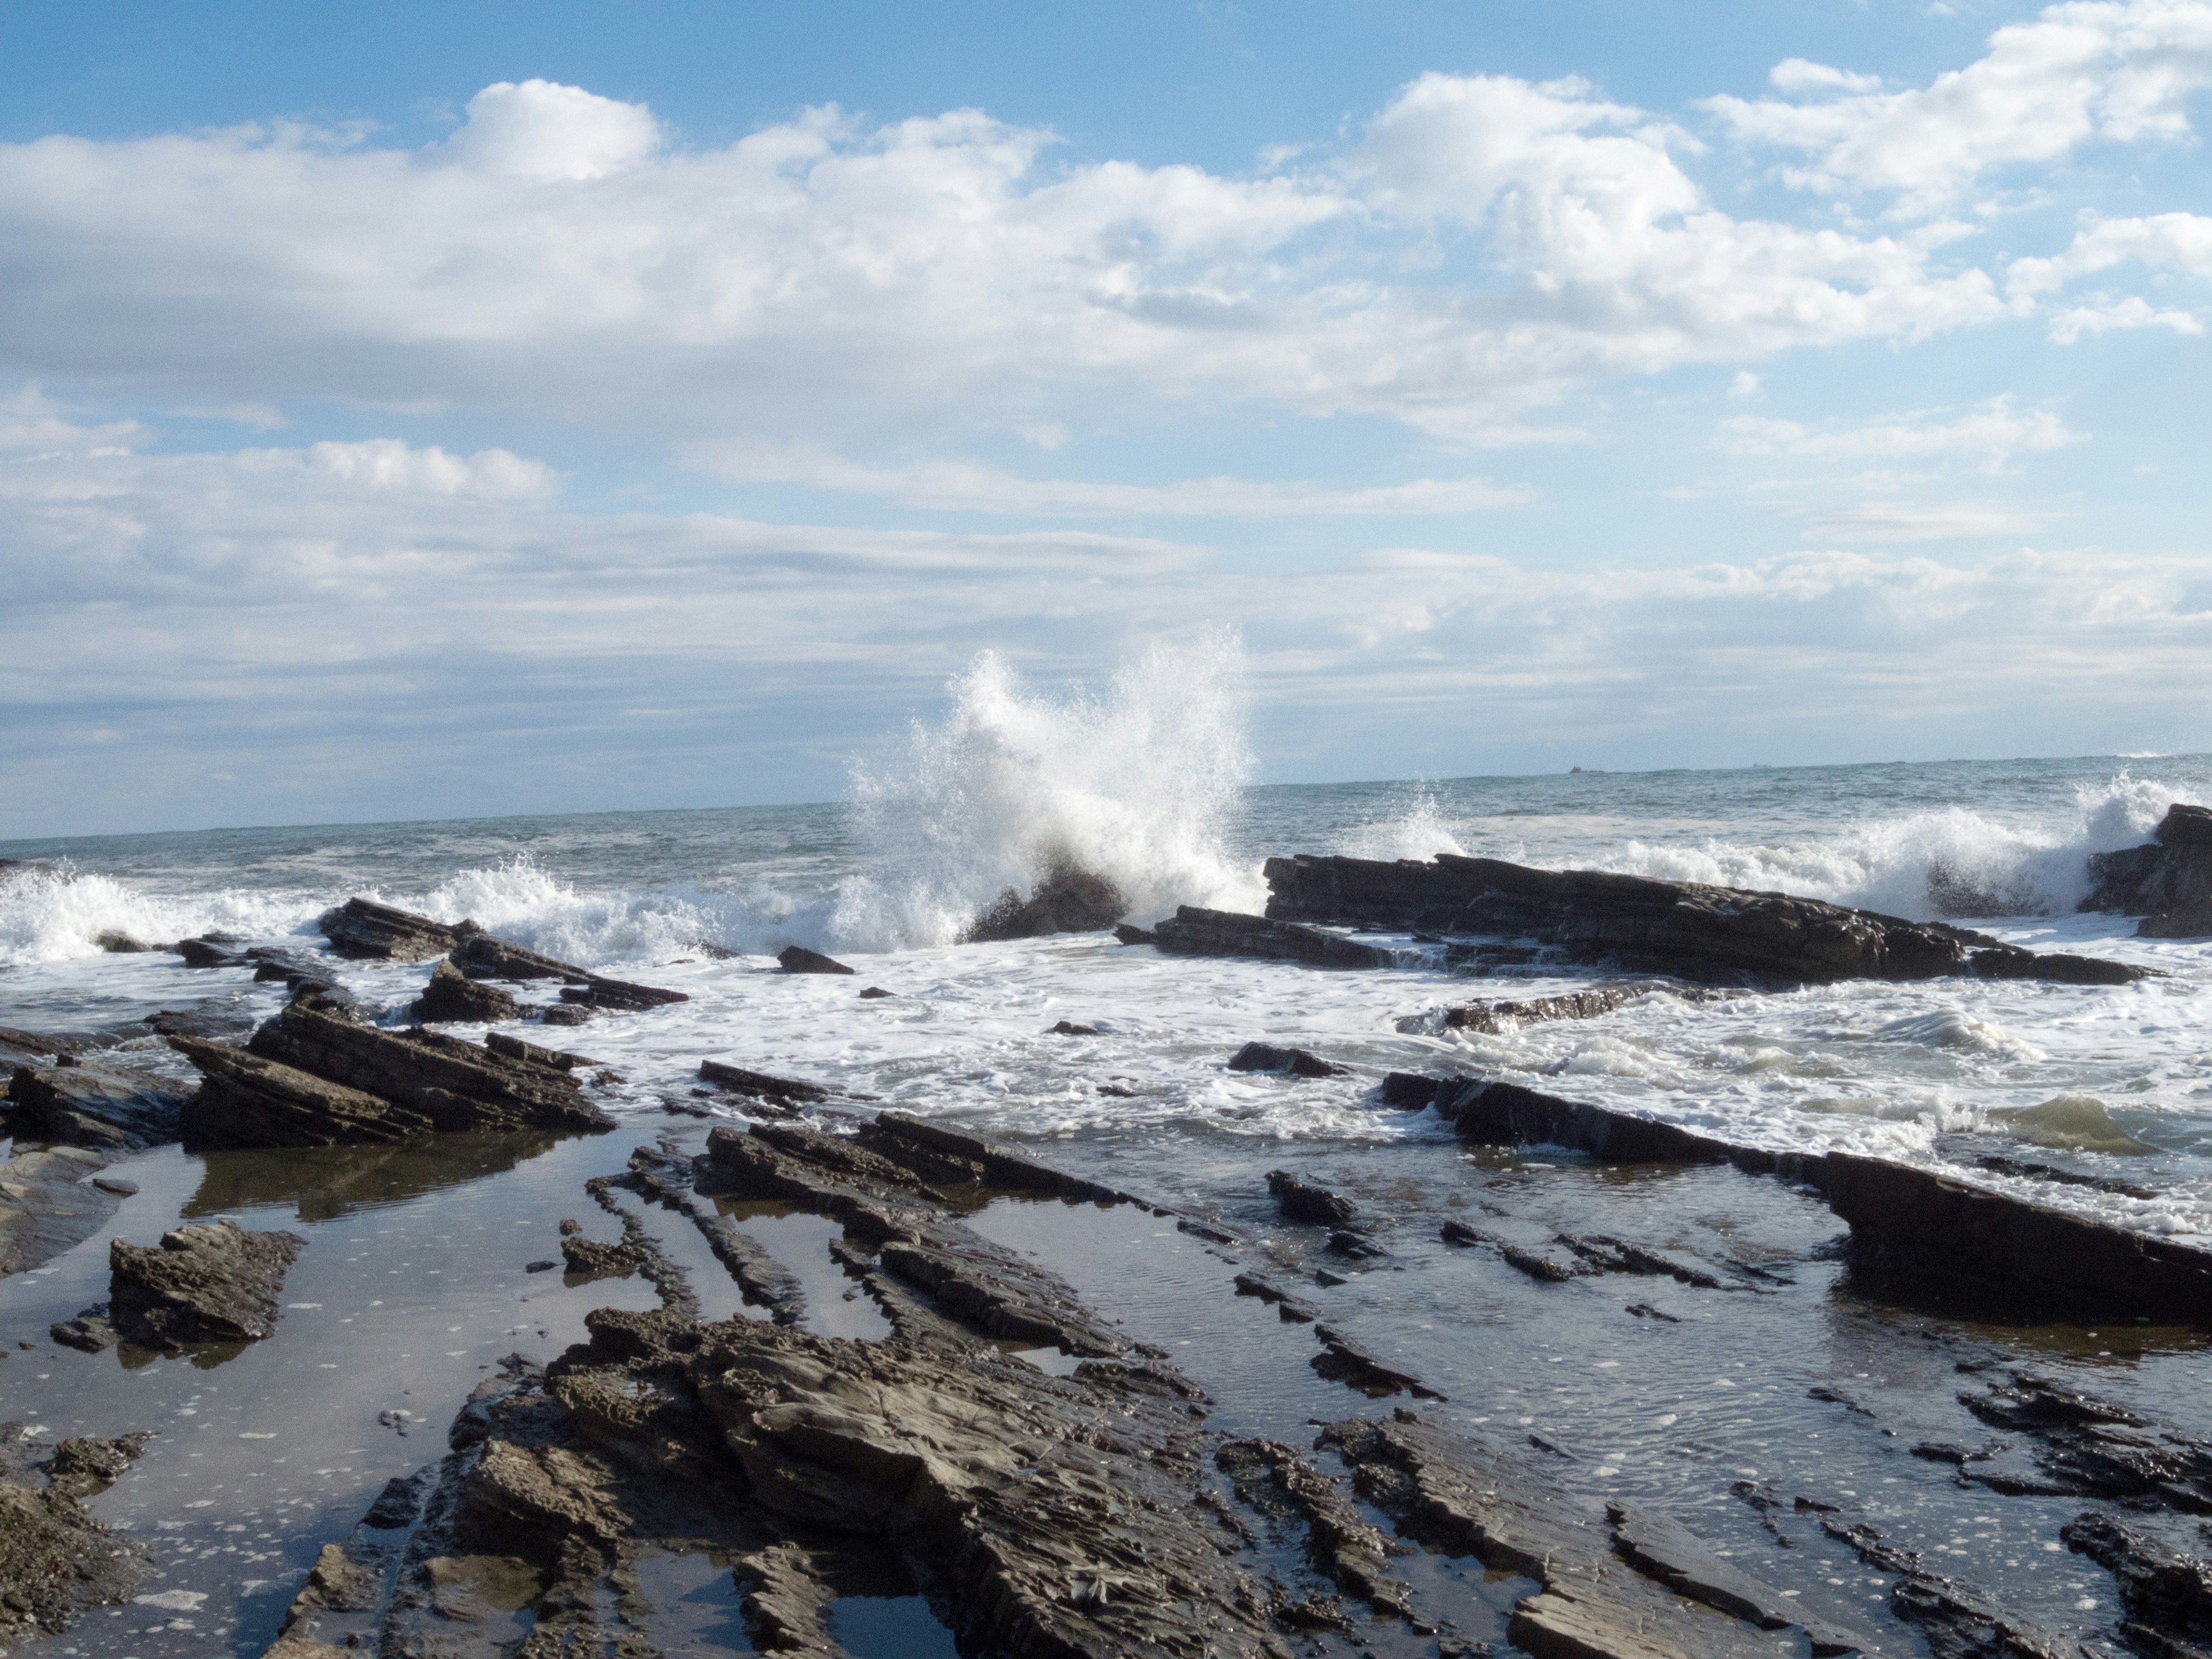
[4,0,2210,837]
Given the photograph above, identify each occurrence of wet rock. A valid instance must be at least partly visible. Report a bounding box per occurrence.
[1113,922,1157,946]
[540,1003,593,1027]
[777,944,855,975]
[1215,1438,1410,1615]
[483,1030,598,1071]
[2062,1511,2212,1657]
[1555,1233,1725,1289]
[1050,1018,1100,1035]
[1959,1373,2212,1512]
[1968,947,2147,985]
[1230,1041,1345,1078]
[93,929,157,953]
[1419,1074,1831,1183]
[0,1423,149,1643]
[171,1035,436,1149]
[620,1146,809,1324]
[1442,983,1687,1032]
[698,1059,830,1104]
[412,959,522,1024]
[108,1218,305,1350]
[963,862,1127,942]
[1232,1271,1322,1323]
[557,975,691,1013]
[0,1144,123,1275]
[0,1024,86,1071]
[559,1230,649,1278]
[141,1006,255,1040]
[50,1305,118,1353]
[1826,1152,2212,1324]
[1323,1412,1824,1658]
[860,1110,1135,1205]
[2083,804,2212,937]
[1266,1168,1358,1228]
[319,896,468,961]
[5,1061,186,1151]
[858,985,894,998]
[1820,1516,2073,1658]
[178,934,249,968]
[449,931,688,1012]
[1266,851,2145,986]
[1151,905,1393,968]
[1609,1505,1878,1656]
[1310,1326,1440,1399]
[244,1001,615,1135]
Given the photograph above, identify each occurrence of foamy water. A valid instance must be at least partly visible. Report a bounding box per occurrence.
[5,643,2211,1239]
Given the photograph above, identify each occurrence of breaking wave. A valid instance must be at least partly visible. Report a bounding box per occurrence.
[0,861,317,965]
[832,634,1262,949]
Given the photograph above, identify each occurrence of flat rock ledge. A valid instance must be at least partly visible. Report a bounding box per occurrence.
[1264,853,2146,987]
[1386,1069,2212,1325]
[5,1060,186,1152]
[108,1218,304,1350]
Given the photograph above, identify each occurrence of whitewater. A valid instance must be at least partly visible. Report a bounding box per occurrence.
[5,643,2211,1241]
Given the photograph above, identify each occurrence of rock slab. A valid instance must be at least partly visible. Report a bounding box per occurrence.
[108,1219,305,1349]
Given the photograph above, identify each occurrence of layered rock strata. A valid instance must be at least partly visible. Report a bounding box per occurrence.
[5,1060,186,1151]
[107,1218,305,1350]
[1263,853,2145,986]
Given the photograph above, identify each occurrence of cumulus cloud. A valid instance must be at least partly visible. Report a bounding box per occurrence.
[1705,0,2212,211]
[432,79,663,180]
[2047,294,2205,339]
[1718,396,2082,471]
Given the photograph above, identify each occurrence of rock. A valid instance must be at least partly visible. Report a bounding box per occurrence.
[2062,1511,2212,1656]
[1610,1505,1878,1656]
[1266,851,2147,986]
[1444,983,1687,1032]
[2083,804,2212,937]
[0,1427,149,1644]
[858,985,894,998]
[0,1025,85,1071]
[50,1306,118,1353]
[412,959,522,1024]
[452,931,688,1012]
[141,1006,256,1040]
[1310,1327,1440,1398]
[1959,1373,2212,1510]
[318,897,468,961]
[241,1001,615,1135]
[1050,1018,1100,1036]
[170,1035,435,1149]
[1325,1412,1851,1659]
[177,934,248,968]
[861,1111,1132,1204]
[1215,1438,1410,1614]
[1151,906,1394,968]
[1820,1516,2073,1658]
[1266,1168,1358,1228]
[0,1145,123,1275]
[5,1062,185,1151]
[697,1059,829,1104]
[1825,1152,2212,1324]
[1231,1271,1321,1323]
[1229,1041,1344,1077]
[963,862,1127,942]
[93,929,157,953]
[1113,923,1157,946]
[108,1218,305,1349]
[540,1003,593,1027]
[1969,946,2146,985]
[484,1031,598,1071]
[777,944,855,975]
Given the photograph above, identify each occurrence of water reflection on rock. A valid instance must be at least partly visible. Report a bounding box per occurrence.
[183,1129,562,1222]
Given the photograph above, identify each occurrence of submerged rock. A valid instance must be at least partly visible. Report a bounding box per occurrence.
[963,863,1126,942]
[1264,851,2147,986]
[451,932,689,1012]
[318,897,469,961]
[412,959,522,1024]
[5,1061,186,1151]
[108,1219,305,1350]
[2082,803,2212,937]
[696,1059,828,1104]
[1230,1041,1345,1078]
[1152,906,1393,968]
[776,944,855,975]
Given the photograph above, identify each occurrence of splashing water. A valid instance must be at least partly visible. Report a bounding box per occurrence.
[833,635,1262,948]
[1336,783,1469,862]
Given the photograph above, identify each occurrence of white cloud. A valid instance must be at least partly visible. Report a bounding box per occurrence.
[1705,0,2212,211]
[1806,502,2052,541]
[685,447,1529,516]
[1718,396,2082,471]
[2046,294,2205,339]
[1769,59,1887,96]
[2008,209,2212,292]
[0,73,2009,451]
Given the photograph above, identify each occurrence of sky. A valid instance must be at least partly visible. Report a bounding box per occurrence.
[4,0,2211,838]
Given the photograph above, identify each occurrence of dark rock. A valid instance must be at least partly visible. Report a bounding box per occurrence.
[2084,804,2212,937]
[860,1111,1134,1205]
[171,1035,434,1149]
[140,1006,254,1040]
[1380,1070,1448,1108]
[1444,983,1681,1032]
[1231,1270,1321,1323]
[243,1001,615,1135]
[1215,1438,1410,1614]
[247,946,331,984]
[1050,1018,1100,1035]
[1310,1325,1441,1399]
[5,1062,185,1151]
[1969,946,2146,985]
[93,930,156,953]
[318,896,468,961]
[1826,1152,2212,1323]
[525,1259,558,1272]
[1325,1412,1861,1659]
[1821,1516,2073,1658]
[1959,1373,2212,1511]
[1266,851,2146,985]
[1266,1168,1358,1227]
[89,1177,137,1196]
[1151,905,1393,968]
[450,931,585,982]
[108,1218,305,1349]
[177,934,248,968]
[2063,1510,2212,1656]
[0,1025,84,1071]
[777,944,855,975]
[484,1031,598,1071]
[540,1003,594,1027]
[412,958,522,1024]
[50,1305,118,1353]
[858,985,894,998]
[963,862,1126,942]
[697,1059,829,1104]
[0,1428,148,1645]
[1974,1154,2157,1200]
[556,975,690,1013]
[559,1231,647,1277]
[1229,1040,1344,1077]
[0,1144,123,1275]
[1113,923,1157,946]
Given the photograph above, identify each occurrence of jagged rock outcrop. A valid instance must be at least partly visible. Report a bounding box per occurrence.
[1264,852,2147,986]
[318,897,469,960]
[776,944,854,975]
[449,931,689,1012]
[2082,803,2212,937]
[0,1427,149,1644]
[1152,906,1394,968]
[412,959,522,1024]
[963,863,1126,942]
[171,1035,435,1149]
[108,1218,305,1349]
[5,1061,186,1151]
[165,1002,615,1146]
